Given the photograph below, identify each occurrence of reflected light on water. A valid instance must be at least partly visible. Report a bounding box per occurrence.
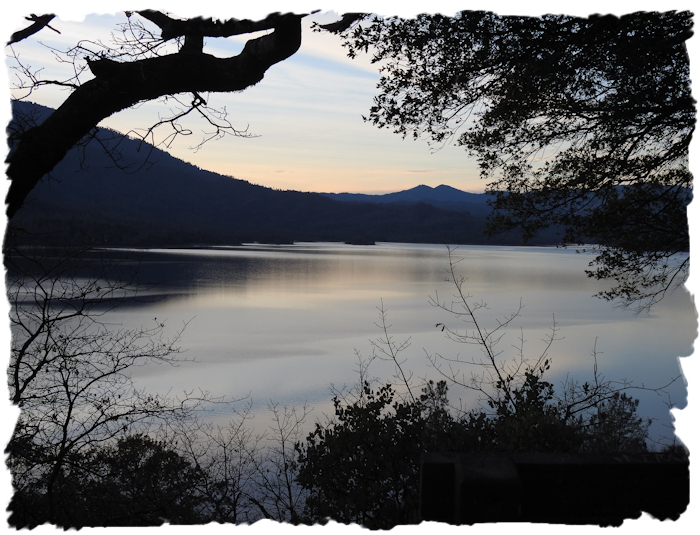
[86,243,694,443]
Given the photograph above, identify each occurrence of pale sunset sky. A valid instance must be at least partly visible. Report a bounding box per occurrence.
[4,1,696,196]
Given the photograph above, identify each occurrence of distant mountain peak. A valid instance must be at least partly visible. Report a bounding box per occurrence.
[319,184,491,218]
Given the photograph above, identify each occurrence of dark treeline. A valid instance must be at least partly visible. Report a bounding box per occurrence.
[8,101,562,248]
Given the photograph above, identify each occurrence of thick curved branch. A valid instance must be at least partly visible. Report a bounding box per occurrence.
[6,13,304,218]
[7,14,60,46]
[136,10,313,41]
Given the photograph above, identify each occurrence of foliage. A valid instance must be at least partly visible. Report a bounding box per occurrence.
[483,371,581,452]
[330,10,694,311]
[294,373,655,528]
[582,392,651,453]
[295,380,468,528]
[84,434,204,525]
[8,434,204,528]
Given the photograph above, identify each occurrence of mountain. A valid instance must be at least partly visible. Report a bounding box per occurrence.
[321,185,493,216]
[7,101,558,248]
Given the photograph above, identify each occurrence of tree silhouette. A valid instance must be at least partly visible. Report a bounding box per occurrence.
[6,9,318,218]
[323,10,694,311]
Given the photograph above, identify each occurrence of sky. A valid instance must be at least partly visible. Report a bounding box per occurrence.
[3,1,697,196]
[1,2,699,532]
[1,3,478,195]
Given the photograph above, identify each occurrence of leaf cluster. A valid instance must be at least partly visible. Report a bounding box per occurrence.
[295,380,464,528]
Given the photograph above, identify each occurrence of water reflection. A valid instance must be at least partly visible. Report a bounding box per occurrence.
[60,243,695,442]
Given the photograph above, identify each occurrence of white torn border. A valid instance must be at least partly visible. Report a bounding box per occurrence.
[0,2,696,535]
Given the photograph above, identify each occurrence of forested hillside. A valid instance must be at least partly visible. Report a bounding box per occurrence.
[8,101,558,247]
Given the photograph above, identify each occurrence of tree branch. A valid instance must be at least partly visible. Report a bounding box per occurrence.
[315,13,367,34]
[7,14,60,46]
[6,11,306,219]
[136,10,315,41]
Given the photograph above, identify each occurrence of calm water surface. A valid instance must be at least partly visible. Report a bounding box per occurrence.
[100,243,694,443]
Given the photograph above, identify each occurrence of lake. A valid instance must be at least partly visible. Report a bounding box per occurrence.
[68,243,697,444]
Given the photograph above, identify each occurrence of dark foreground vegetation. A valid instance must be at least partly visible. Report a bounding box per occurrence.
[5,238,687,529]
[8,379,689,528]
